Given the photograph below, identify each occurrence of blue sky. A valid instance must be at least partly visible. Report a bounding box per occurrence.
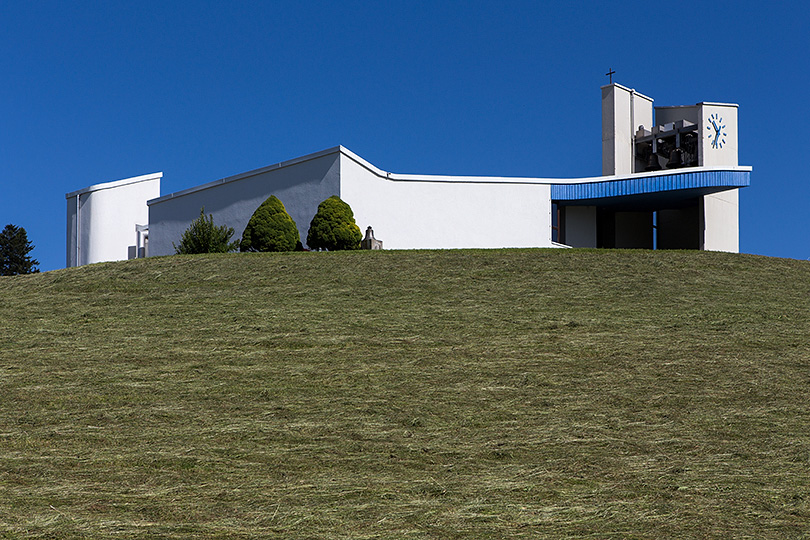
[2,1,807,271]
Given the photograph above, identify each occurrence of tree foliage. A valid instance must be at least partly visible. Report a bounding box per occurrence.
[306,196,362,251]
[0,224,39,276]
[240,196,300,252]
[174,208,239,255]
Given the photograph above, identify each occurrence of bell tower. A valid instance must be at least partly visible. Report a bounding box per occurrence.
[601,83,653,176]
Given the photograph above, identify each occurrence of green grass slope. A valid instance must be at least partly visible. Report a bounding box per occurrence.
[1,249,809,539]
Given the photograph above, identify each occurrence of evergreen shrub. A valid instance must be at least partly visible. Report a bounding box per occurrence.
[174,208,239,254]
[240,196,300,252]
[306,196,362,251]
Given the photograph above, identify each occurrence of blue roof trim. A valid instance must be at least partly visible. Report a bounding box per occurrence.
[551,170,750,201]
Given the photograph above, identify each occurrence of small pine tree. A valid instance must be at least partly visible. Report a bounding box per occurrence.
[174,208,239,254]
[240,196,300,252]
[0,224,39,276]
[306,196,362,251]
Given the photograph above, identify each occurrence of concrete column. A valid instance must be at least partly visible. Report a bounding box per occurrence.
[563,206,597,248]
[701,189,739,253]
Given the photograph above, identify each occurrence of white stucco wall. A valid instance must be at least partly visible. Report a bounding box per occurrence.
[148,147,556,254]
[339,150,554,249]
[65,173,161,267]
[702,188,739,253]
[147,149,341,256]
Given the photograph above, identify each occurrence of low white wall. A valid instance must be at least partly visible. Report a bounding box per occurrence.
[147,151,341,256]
[339,152,554,249]
[65,173,161,267]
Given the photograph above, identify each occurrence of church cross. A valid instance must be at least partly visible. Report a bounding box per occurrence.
[606,68,615,84]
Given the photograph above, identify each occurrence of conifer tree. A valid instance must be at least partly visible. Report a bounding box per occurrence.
[306,196,362,251]
[174,208,239,254]
[240,196,300,252]
[0,224,39,276]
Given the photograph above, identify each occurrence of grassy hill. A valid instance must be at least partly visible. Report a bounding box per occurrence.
[1,249,809,539]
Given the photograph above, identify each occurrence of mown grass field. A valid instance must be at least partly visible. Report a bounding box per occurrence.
[1,249,809,539]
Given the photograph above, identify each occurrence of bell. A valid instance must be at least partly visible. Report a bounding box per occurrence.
[645,152,661,171]
[666,148,684,169]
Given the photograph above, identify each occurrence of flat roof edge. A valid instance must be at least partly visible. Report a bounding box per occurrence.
[699,101,739,107]
[551,170,750,202]
[656,102,739,109]
[551,166,752,186]
[66,172,162,199]
[349,160,752,185]
[148,146,343,205]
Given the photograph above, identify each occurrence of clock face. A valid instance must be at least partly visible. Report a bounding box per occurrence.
[707,113,727,149]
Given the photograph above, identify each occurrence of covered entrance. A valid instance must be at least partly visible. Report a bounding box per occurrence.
[550,169,749,251]
[554,200,700,250]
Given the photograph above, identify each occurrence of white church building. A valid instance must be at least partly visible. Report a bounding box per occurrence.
[66,83,751,267]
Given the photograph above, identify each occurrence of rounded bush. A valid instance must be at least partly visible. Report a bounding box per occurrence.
[306,196,362,251]
[240,196,300,252]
